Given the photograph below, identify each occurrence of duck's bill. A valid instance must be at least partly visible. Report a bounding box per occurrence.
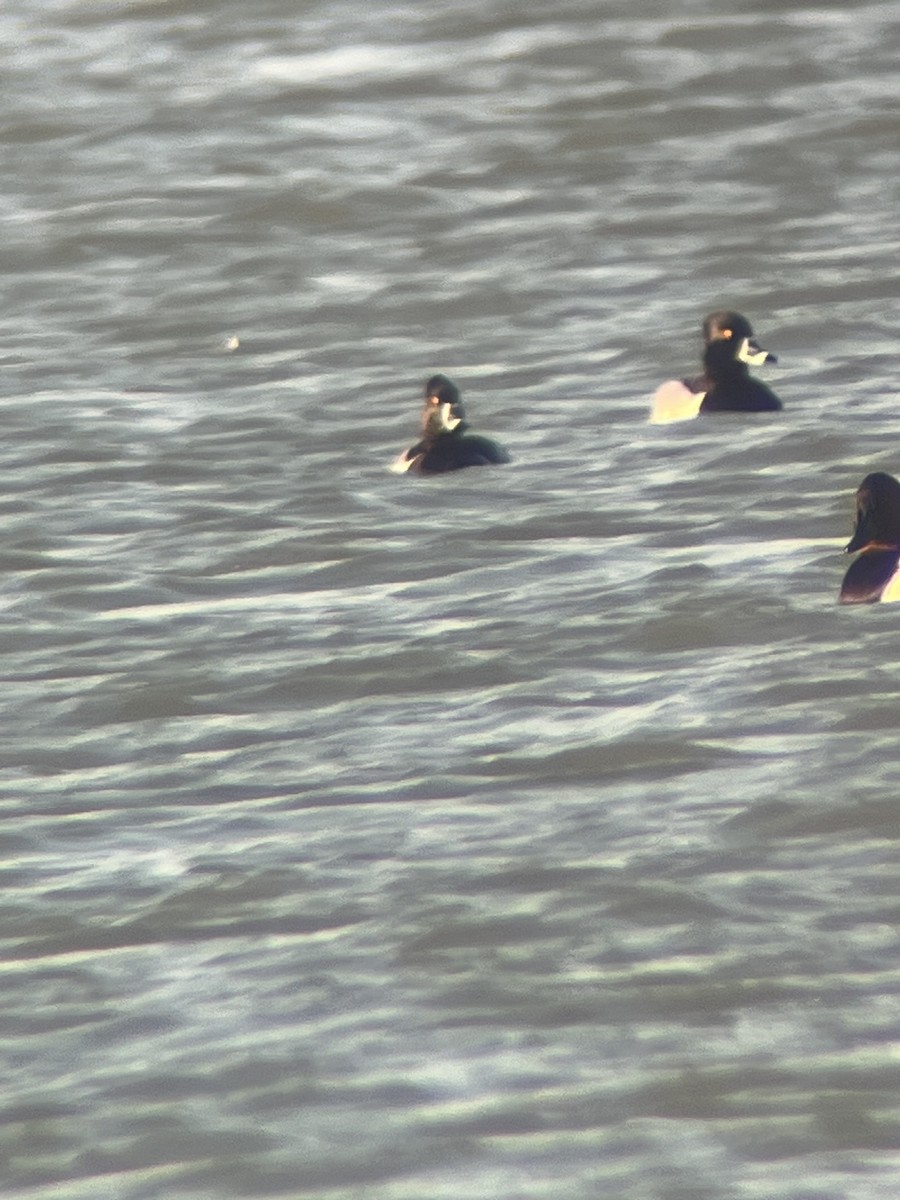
[737,337,777,366]
[421,399,462,437]
[438,401,461,430]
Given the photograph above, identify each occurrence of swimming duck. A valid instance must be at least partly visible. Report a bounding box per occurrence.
[390,375,511,474]
[650,310,782,424]
[839,472,900,604]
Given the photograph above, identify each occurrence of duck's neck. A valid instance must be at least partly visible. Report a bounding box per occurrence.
[703,344,750,385]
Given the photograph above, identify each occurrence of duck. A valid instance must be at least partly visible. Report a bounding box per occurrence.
[839,472,900,604]
[390,375,511,474]
[650,310,782,424]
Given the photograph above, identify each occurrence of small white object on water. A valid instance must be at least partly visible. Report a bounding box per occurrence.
[223,335,240,352]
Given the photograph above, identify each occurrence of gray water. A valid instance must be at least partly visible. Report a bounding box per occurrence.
[2,1,900,1197]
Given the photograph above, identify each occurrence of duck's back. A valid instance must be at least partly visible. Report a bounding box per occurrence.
[700,377,782,413]
[418,432,510,474]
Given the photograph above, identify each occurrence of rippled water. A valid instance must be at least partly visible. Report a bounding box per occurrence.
[3,1,900,1198]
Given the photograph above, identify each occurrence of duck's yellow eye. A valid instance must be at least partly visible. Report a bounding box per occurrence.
[721,329,733,339]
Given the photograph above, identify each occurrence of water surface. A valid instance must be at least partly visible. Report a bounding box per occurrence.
[2,1,900,1197]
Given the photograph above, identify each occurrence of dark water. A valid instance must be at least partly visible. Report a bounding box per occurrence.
[2,2,900,1197]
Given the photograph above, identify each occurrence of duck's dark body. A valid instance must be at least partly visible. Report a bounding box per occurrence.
[839,549,900,605]
[839,472,900,604]
[685,370,782,414]
[403,428,511,474]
